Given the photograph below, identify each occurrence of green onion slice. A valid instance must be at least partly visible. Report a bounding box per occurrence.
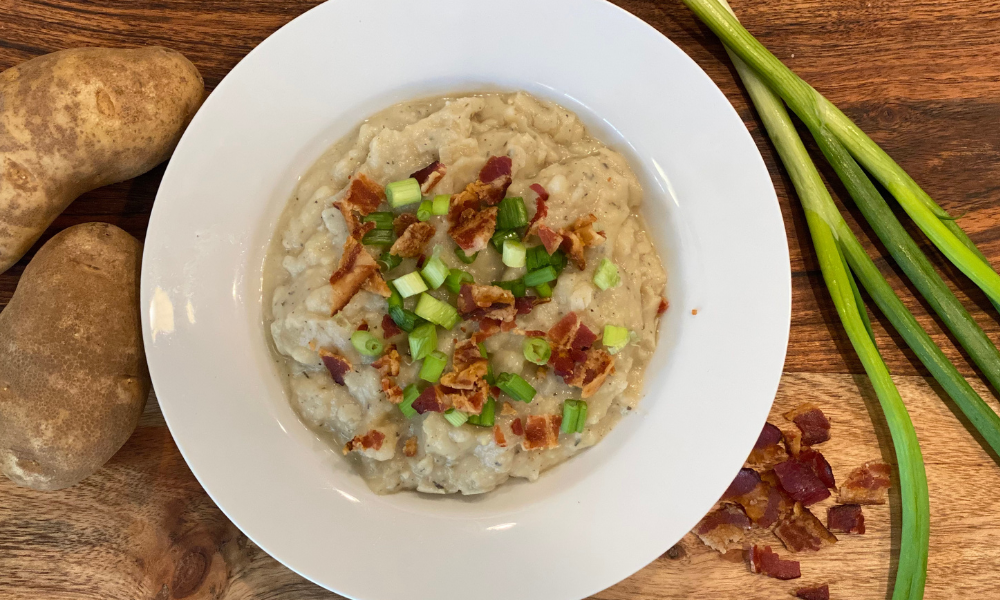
[417,200,433,222]
[399,384,420,418]
[524,266,557,287]
[414,293,460,329]
[377,251,402,273]
[526,245,551,271]
[502,240,527,268]
[445,268,474,294]
[523,337,552,365]
[408,322,438,361]
[351,330,384,356]
[561,400,580,434]
[443,408,469,427]
[602,325,630,355]
[386,178,422,207]
[420,249,449,290]
[431,194,450,216]
[361,212,394,230]
[389,306,423,332]
[492,278,526,298]
[393,271,428,298]
[491,229,520,253]
[593,258,621,290]
[419,350,448,383]
[468,397,496,427]
[454,247,479,264]
[549,249,568,274]
[496,372,536,403]
[575,401,588,433]
[362,228,396,247]
[534,282,553,298]
[497,196,528,229]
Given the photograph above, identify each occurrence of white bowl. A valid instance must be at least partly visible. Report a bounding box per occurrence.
[140,0,790,598]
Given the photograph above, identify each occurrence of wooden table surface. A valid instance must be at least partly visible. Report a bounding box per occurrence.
[2,1,999,598]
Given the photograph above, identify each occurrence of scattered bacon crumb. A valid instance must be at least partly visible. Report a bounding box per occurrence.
[657,298,669,315]
[722,468,761,500]
[748,422,789,469]
[381,314,402,338]
[563,348,615,398]
[774,502,838,552]
[477,156,513,197]
[447,156,511,251]
[795,584,830,600]
[785,402,831,446]
[343,429,386,454]
[390,221,435,258]
[335,174,385,236]
[746,545,801,580]
[412,385,449,414]
[515,296,538,316]
[798,447,836,489]
[319,348,352,386]
[393,213,419,237]
[722,468,784,528]
[511,417,524,436]
[361,272,392,298]
[546,313,615,397]
[559,214,605,270]
[695,504,751,552]
[357,322,369,331]
[773,458,831,506]
[522,329,547,338]
[403,437,418,457]
[329,236,380,314]
[525,196,548,237]
[447,382,489,415]
[501,402,517,416]
[828,504,865,534]
[493,425,508,448]
[410,161,446,194]
[537,223,564,255]
[529,182,549,201]
[522,414,561,450]
[449,206,499,253]
[691,309,698,315]
[372,346,403,404]
[478,318,502,338]
[839,461,892,505]
[457,284,517,322]
[782,423,803,456]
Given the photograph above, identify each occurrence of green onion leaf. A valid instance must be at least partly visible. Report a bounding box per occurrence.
[388,283,403,309]
[399,384,420,418]
[443,408,468,427]
[445,268,474,294]
[492,278,526,298]
[575,400,588,433]
[420,249,450,290]
[431,194,450,216]
[454,247,479,264]
[386,178,422,207]
[408,322,438,361]
[419,350,448,383]
[479,342,496,385]
[468,397,496,427]
[524,266,557,287]
[523,337,552,365]
[525,245,551,271]
[491,229,520,253]
[496,372,536,403]
[414,293,460,329]
[534,282,553,298]
[561,400,580,434]
[377,251,402,273]
[593,258,621,290]
[497,196,528,229]
[417,200,434,222]
[549,249,568,274]
[393,271,428,298]
[389,306,424,333]
[602,325,630,355]
[362,228,396,247]
[502,240,527,268]
[361,212,394,230]
[351,330,384,356]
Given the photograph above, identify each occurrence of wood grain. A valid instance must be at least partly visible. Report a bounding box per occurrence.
[0,0,999,598]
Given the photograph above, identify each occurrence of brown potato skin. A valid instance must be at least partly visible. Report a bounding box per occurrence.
[0,223,150,490]
[0,47,204,274]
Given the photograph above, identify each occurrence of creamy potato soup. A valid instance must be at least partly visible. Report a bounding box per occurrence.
[263,92,667,495]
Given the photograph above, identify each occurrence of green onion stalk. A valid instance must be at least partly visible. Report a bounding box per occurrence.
[711,5,929,595]
[682,0,1000,311]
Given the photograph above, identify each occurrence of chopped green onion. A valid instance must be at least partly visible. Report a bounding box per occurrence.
[443,408,468,427]
[454,247,479,264]
[496,372,536,403]
[431,194,450,216]
[479,342,496,385]
[399,384,420,418]
[389,306,423,333]
[420,249,449,289]
[497,196,528,229]
[351,330,384,356]
[492,278,526,298]
[524,266,557,287]
[468,397,496,427]
[388,284,403,309]
[549,249,568,274]
[414,293,460,329]
[386,178,422,207]
[523,337,552,365]
[491,229,520,253]
[561,400,581,434]
[362,212,394,230]
[416,200,434,222]
[593,258,621,290]
[502,240,527,268]
[362,228,396,247]
[602,325,630,355]
[534,282,553,298]
[445,268,474,294]
[575,401,588,433]
[377,251,402,273]
[419,350,448,383]
[393,271,428,298]
[525,245,551,271]
[408,322,438,361]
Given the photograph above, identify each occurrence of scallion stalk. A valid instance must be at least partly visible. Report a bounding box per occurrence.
[377,251,402,273]
[408,322,438,361]
[454,247,479,264]
[496,372,536,403]
[350,330,384,356]
[602,325,629,355]
[492,278,526,298]
[419,350,448,383]
[523,337,552,365]
[468,397,496,427]
[503,240,527,268]
[421,248,449,290]
[491,229,520,253]
[497,196,528,229]
[526,245,551,271]
[561,400,580,434]
[399,384,420,418]
[386,178,422,207]
[593,258,620,290]
[414,293,460,329]
[443,408,469,427]
[524,266,557,287]
[575,400,587,433]
[393,271,428,298]
[417,200,434,222]
[549,249,568,274]
[431,194,450,216]
[362,212,395,230]
[445,268,474,295]
[534,282,553,298]
[362,228,396,247]
[389,306,423,333]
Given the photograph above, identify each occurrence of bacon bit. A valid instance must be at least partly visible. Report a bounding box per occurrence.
[746,545,801,580]
[798,447,836,489]
[562,349,615,398]
[774,502,838,552]
[403,437,418,457]
[493,425,508,448]
[695,504,751,553]
[372,346,403,404]
[722,468,761,500]
[529,182,549,202]
[319,348,352,386]
[381,314,402,338]
[537,224,564,255]
[390,221,435,258]
[393,213,419,236]
[760,469,797,520]
[691,309,698,315]
[329,236,380,314]
[449,206,499,253]
[362,272,392,298]
[773,458,831,506]
[795,585,830,600]
[411,161,446,194]
[335,174,385,236]
[412,385,450,414]
[525,196,549,237]
[522,414,561,450]
[828,504,865,534]
[343,429,386,454]
[523,329,547,338]
[549,316,614,396]
[441,359,488,391]
[572,324,598,350]
[657,297,669,314]
[357,322,369,331]
[511,417,524,436]
[477,318,502,338]
[515,296,536,316]
[559,214,605,270]
[491,385,502,398]
[478,156,513,195]
[785,402,831,446]
[723,468,783,528]
[458,284,517,322]
[448,381,489,414]
[783,423,803,456]
[548,312,582,348]
[500,402,517,416]
[839,461,891,505]
[748,422,789,469]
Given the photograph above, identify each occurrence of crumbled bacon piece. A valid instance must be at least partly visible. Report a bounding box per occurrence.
[544,312,614,395]
[783,423,803,456]
[362,272,392,298]
[515,296,538,316]
[522,329,547,338]
[381,314,402,338]
[458,284,516,322]
[839,461,891,505]
[441,341,489,390]
[357,322,369,331]
[562,348,615,398]
[798,447,836,489]
[525,196,549,237]
[449,206,498,253]
[723,468,784,528]
[372,346,403,404]
[785,402,831,446]
[559,214,605,270]
[477,156,513,197]
[657,297,669,315]
[403,437,418,457]
[477,318,502,338]
[695,504,751,553]
[795,585,830,600]
[393,213,419,237]
[410,161,446,194]
[493,425,508,448]
[319,348,352,386]
[390,221,435,258]
[529,182,549,202]
[548,312,583,348]
[335,174,385,235]
[446,157,510,250]
[329,236,381,314]
[828,504,865,534]
[748,422,789,469]
[511,417,524,436]
[537,223,564,255]
[746,545,801,580]
[500,402,517,416]
[343,429,386,454]
[448,381,489,415]
[521,414,562,450]
[774,502,838,552]
[722,468,761,500]
[773,458,831,506]
[412,385,449,414]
